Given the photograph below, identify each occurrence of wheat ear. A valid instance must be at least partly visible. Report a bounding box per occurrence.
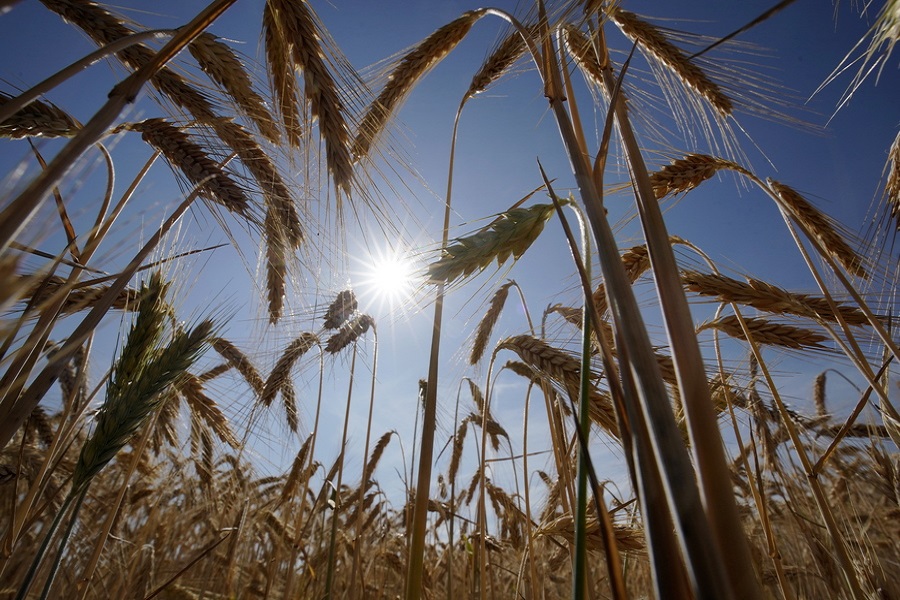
[0,92,80,138]
[650,153,749,199]
[266,0,353,195]
[123,118,250,215]
[884,131,900,229]
[262,333,319,407]
[427,203,556,283]
[699,315,829,350]
[682,269,869,326]
[325,314,375,353]
[323,289,358,329]
[563,25,607,87]
[352,10,485,160]
[211,337,265,397]
[768,179,868,278]
[611,8,733,116]
[466,24,536,99]
[188,32,280,143]
[470,282,514,365]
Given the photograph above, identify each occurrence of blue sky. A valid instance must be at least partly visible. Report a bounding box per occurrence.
[2,0,898,499]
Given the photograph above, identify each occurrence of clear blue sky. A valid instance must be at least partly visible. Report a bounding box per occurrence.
[2,0,898,498]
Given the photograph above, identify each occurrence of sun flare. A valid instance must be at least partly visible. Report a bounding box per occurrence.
[358,246,419,313]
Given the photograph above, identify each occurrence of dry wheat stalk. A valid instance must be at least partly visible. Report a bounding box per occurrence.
[211,337,265,397]
[650,154,749,199]
[325,314,375,353]
[124,118,250,215]
[266,0,353,195]
[611,7,733,116]
[0,92,80,138]
[768,179,868,278]
[188,32,280,143]
[470,282,513,365]
[427,203,555,283]
[682,269,869,326]
[352,10,484,160]
[262,333,319,407]
[700,315,829,350]
[323,289,358,329]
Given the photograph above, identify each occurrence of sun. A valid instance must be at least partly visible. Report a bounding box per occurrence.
[357,244,420,315]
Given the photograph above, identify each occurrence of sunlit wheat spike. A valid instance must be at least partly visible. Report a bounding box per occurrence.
[814,372,828,417]
[699,315,829,350]
[178,373,238,448]
[22,274,141,316]
[427,203,555,283]
[124,118,251,216]
[281,380,299,433]
[352,10,485,161]
[538,514,645,553]
[212,118,303,248]
[885,131,900,229]
[497,335,581,383]
[262,332,319,407]
[263,1,303,148]
[611,7,733,117]
[211,337,265,397]
[0,92,80,138]
[682,269,869,326]
[470,281,514,365]
[364,431,393,483]
[563,25,607,87]
[466,24,536,99]
[280,435,313,505]
[325,314,375,353]
[188,32,280,144]
[448,416,472,484]
[768,179,868,278]
[323,289,358,329]
[74,319,214,491]
[650,153,749,199]
[267,0,353,195]
[25,405,54,447]
[264,208,287,324]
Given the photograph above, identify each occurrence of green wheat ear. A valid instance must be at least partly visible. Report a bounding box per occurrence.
[72,274,214,492]
[427,202,559,284]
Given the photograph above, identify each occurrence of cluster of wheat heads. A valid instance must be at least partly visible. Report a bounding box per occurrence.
[2,0,900,599]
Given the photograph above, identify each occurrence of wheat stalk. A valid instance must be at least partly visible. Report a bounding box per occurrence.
[611,7,734,116]
[353,10,485,160]
[187,32,280,143]
[427,203,556,283]
[0,92,80,138]
[700,315,829,350]
[123,118,250,215]
[768,179,868,279]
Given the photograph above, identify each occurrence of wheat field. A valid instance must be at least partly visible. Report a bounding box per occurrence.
[1,0,899,598]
